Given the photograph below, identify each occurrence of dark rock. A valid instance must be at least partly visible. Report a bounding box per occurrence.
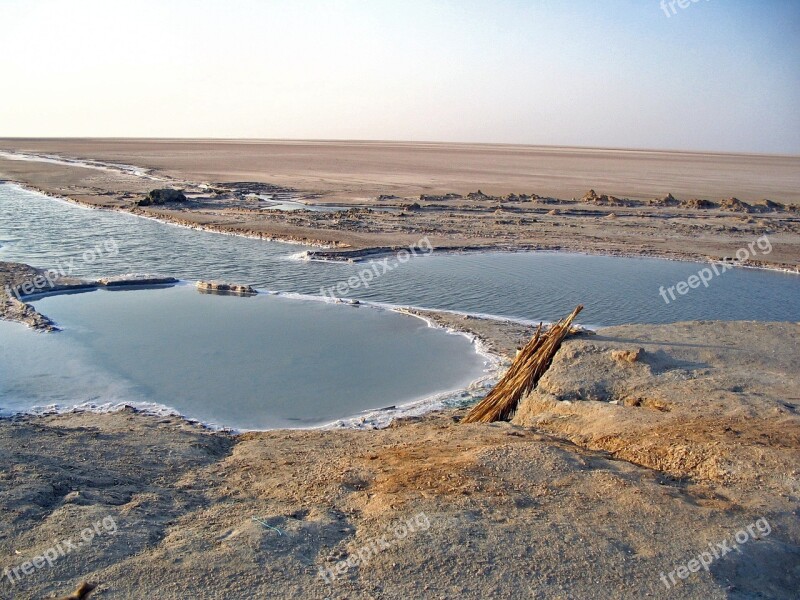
[145,189,187,205]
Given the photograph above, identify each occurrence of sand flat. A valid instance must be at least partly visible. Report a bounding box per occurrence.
[1,316,798,599]
[2,140,800,270]
[1,138,799,203]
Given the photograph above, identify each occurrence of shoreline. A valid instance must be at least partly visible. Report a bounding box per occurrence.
[2,135,799,599]
[0,273,508,432]
[3,179,798,276]
[0,266,179,332]
[1,318,798,598]
[300,243,800,276]
[0,180,336,249]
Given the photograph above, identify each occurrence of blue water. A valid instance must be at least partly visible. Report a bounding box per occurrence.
[0,183,797,325]
[1,182,799,428]
[0,285,487,429]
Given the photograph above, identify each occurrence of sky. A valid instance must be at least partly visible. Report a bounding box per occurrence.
[0,0,798,154]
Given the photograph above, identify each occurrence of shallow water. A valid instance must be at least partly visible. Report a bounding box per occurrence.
[0,285,488,429]
[257,195,397,214]
[1,183,798,326]
[0,150,163,180]
[1,182,799,428]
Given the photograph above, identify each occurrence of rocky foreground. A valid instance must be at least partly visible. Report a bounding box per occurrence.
[1,313,798,599]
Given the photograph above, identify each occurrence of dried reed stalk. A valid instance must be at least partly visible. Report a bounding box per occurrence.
[462,305,583,424]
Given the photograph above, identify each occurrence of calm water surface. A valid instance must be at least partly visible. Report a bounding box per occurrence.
[0,285,487,429]
[1,184,797,326]
[1,183,798,427]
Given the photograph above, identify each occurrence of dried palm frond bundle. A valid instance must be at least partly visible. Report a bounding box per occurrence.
[462,305,583,424]
[56,581,96,600]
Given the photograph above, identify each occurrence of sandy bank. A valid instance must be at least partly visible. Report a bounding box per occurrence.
[1,316,798,599]
[0,262,177,331]
[1,143,800,271]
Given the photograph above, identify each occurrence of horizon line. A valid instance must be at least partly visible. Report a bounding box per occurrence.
[0,137,797,160]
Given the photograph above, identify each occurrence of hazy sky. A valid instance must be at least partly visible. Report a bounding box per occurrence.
[1,0,798,153]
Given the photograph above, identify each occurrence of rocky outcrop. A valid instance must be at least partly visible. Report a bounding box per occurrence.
[719,197,755,213]
[137,189,188,206]
[512,320,800,486]
[419,193,463,202]
[681,198,717,210]
[752,199,785,212]
[195,281,257,295]
[649,193,681,207]
[580,189,633,207]
[0,292,58,332]
[466,190,496,201]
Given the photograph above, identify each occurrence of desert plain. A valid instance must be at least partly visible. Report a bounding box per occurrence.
[0,140,798,599]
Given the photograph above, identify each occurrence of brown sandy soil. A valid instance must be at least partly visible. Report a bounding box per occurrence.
[0,262,92,332]
[511,321,800,502]
[2,139,799,203]
[1,141,799,269]
[1,317,798,599]
[1,142,798,598]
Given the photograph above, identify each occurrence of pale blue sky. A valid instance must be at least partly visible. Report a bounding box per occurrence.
[0,0,798,153]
